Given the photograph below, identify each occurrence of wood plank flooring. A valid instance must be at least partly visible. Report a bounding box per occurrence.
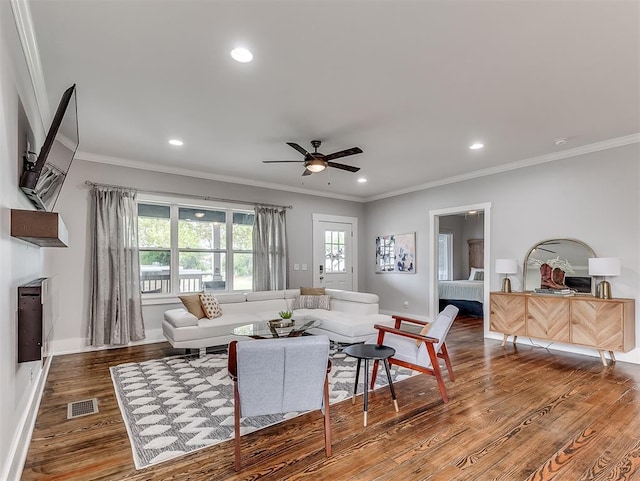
[21,316,640,480]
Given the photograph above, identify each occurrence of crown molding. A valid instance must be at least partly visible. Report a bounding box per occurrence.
[10,0,50,126]
[76,133,639,205]
[364,134,640,202]
[74,150,365,203]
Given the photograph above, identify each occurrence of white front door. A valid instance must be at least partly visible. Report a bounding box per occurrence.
[312,215,357,291]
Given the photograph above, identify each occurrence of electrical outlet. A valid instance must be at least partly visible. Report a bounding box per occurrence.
[293,264,300,271]
[403,301,409,309]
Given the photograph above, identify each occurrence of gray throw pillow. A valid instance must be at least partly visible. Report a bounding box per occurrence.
[294,294,331,310]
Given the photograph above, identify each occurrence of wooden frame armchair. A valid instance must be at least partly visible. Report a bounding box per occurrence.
[228,335,332,471]
[369,305,459,403]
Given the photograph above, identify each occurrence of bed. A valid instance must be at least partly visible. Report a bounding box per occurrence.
[438,279,484,317]
[438,238,485,317]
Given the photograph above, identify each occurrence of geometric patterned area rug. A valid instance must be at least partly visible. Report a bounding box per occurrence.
[110,349,417,469]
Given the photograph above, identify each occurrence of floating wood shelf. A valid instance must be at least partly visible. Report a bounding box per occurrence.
[11,209,68,247]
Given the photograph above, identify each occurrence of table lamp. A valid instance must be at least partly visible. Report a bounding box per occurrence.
[588,257,620,299]
[496,258,518,293]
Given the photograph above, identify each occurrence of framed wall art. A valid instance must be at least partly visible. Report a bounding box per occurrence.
[375,232,416,273]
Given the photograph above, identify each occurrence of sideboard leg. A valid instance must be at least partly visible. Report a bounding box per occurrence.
[513,336,518,344]
[598,350,608,366]
[609,351,616,363]
[501,334,508,347]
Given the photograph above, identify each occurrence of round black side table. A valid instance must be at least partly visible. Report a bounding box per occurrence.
[343,343,399,426]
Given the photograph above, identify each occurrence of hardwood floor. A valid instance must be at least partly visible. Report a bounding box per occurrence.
[22,316,640,480]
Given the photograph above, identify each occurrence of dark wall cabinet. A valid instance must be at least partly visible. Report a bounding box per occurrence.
[18,278,49,363]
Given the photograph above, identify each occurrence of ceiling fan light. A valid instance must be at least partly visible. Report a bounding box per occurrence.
[307,160,326,172]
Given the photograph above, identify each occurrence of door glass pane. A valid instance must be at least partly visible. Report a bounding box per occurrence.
[233,253,252,291]
[324,229,346,273]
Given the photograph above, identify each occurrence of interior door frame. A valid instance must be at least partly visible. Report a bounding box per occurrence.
[429,202,491,336]
[312,213,358,291]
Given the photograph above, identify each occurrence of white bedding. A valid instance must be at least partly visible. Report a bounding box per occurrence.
[438,280,484,303]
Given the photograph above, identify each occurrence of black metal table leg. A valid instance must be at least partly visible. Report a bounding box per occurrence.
[363,358,369,426]
[383,359,399,412]
[352,357,362,405]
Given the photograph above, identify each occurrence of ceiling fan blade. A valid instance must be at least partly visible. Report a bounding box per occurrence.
[324,147,363,161]
[302,168,313,176]
[327,161,360,173]
[287,142,310,156]
[262,160,305,163]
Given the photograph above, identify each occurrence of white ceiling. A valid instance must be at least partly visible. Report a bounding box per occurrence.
[24,0,640,201]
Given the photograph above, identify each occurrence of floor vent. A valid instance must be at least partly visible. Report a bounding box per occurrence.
[67,398,98,419]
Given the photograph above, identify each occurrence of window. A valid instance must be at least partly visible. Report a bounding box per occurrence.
[324,229,346,273]
[438,232,453,280]
[138,202,254,295]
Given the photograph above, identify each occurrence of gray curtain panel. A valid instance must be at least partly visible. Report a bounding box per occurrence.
[89,186,145,346]
[252,207,288,291]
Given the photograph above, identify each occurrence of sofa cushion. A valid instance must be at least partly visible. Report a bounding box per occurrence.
[178,294,206,319]
[302,311,387,338]
[246,290,286,301]
[340,291,379,304]
[199,292,222,319]
[164,308,199,328]
[293,294,331,310]
[300,287,326,296]
[215,292,247,304]
[190,313,263,340]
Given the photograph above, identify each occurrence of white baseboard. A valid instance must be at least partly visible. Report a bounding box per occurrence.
[2,356,52,481]
[50,328,165,356]
[4,328,167,479]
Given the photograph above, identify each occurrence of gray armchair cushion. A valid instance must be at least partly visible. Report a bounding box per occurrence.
[236,335,330,417]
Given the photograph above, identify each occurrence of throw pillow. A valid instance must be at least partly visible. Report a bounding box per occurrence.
[468,267,484,281]
[416,321,432,346]
[473,271,484,281]
[300,287,326,296]
[198,292,223,319]
[293,294,331,310]
[179,294,206,319]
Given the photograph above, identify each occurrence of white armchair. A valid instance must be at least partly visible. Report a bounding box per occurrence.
[227,335,332,471]
[367,305,459,403]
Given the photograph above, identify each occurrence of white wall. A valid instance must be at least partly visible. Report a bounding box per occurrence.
[0,3,49,478]
[363,143,640,363]
[47,159,365,353]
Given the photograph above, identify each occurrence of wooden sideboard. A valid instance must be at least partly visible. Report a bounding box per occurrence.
[489,291,635,366]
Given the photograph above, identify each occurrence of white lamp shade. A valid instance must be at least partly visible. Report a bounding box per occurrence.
[496,258,518,274]
[588,257,621,276]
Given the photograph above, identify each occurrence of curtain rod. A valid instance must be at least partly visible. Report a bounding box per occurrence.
[83,181,293,210]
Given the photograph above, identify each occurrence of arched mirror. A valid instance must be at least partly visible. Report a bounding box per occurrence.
[523,239,597,294]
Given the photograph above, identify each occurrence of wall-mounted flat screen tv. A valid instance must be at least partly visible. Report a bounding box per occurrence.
[19,84,78,212]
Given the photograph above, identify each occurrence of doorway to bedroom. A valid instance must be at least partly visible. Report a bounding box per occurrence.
[429,203,491,335]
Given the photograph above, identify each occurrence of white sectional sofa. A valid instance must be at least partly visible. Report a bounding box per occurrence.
[162,288,393,349]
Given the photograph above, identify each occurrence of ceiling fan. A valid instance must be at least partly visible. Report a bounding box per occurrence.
[263,140,363,176]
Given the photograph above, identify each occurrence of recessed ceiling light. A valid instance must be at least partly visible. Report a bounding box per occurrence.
[231,47,253,63]
[357,178,367,183]
[554,138,568,146]
[169,139,183,146]
[469,143,484,150]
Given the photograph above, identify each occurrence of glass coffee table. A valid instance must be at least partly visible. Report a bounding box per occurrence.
[232,318,320,339]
